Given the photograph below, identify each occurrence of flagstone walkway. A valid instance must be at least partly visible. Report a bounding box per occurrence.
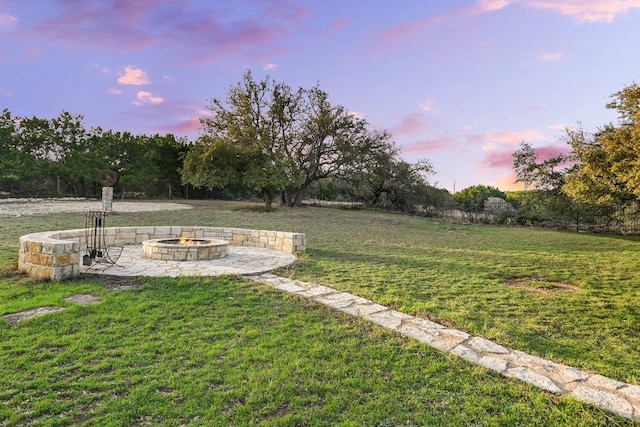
[252,273,640,422]
[80,245,296,277]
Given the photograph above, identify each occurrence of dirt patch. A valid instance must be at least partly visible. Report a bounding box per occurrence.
[79,274,147,291]
[506,278,580,295]
[0,198,192,217]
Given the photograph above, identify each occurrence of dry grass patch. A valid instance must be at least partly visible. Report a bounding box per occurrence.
[506,277,580,295]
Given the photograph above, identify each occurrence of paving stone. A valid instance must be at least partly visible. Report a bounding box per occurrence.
[3,307,66,325]
[468,337,510,354]
[339,302,388,317]
[81,246,296,277]
[509,353,589,388]
[297,285,336,298]
[504,367,564,394]
[273,281,307,293]
[570,386,634,420]
[510,350,564,374]
[478,356,509,373]
[405,327,469,352]
[365,310,412,330]
[407,317,446,329]
[619,385,640,402]
[555,365,589,385]
[588,374,626,391]
[450,344,479,363]
[430,333,469,352]
[63,294,102,305]
[315,292,364,309]
[398,325,437,344]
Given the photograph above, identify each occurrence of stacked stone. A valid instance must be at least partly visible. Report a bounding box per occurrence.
[18,226,306,281]
[142,238,229,261]
[18,238,81,281]
[101,187,113,213]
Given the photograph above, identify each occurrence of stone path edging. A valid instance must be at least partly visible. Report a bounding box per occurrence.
[252,273,640,422]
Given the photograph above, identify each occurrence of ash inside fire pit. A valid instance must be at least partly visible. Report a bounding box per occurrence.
[142,237,228,261]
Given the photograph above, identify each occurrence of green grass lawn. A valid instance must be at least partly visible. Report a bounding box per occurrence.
[1,200,638,426]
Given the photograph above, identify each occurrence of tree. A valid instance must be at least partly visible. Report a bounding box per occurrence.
[453,185,507,212]
[279,87,395,207]
[182,71,293,207]
[182,71,410,208]
[513,142,569,191]
[563,83,640,212]
[0,109,24,195]
[351,154,434,211]
[512,141,605,229]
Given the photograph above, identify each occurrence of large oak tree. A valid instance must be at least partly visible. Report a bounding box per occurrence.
[181,71,409,207]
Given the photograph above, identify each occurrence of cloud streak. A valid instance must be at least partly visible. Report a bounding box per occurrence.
[157,117,202,135]
[389,113,434,137]
[15,0,312,64]
[0,14,17,27]
[477,0,640,23]
[527,0,640,23]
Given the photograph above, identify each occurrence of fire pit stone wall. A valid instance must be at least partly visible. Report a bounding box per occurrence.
[18,226,306,281]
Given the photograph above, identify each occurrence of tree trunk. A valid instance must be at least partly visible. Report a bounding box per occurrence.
[292,184,308,207]
[264,188,274,209]
[282,188,295,207]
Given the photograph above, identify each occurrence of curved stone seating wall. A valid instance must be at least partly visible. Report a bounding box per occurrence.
[18,226,306,281]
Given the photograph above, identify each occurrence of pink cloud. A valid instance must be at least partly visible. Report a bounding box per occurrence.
[473,0,640,23]
[389,113,433,137]
[382,15,444,41]
[480,143,571,173]
[402,135,453,154]
[0,14,17,27]
[134,91,164,105]
[419,99,437,112]
[476,0,520,13]
[491,172,526,191]
[481,129,547,149]
[537,51,564,62]
[482,150,517,169]
[16,0,311,64]
[332,18,348,30]
[533,143,572,161]
[118,66,149,85]
[526,0,640,23]
[478,143,571,186]
[157,117,201,135]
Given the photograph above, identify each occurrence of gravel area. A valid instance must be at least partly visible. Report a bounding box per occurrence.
[0,198,192,216]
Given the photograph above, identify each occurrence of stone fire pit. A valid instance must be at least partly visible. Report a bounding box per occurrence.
[142,237,228,261]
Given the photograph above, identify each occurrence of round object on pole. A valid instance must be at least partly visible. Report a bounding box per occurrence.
[99,169,119,187]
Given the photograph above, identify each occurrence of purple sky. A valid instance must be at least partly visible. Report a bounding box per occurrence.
[2,1,640,192]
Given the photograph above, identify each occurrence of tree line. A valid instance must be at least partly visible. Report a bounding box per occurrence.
[0,109,187,199]
[2,72,639,233]
[0,71,449,212]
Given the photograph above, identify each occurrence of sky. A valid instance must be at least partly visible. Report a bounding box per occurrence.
[1,0,640,192]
